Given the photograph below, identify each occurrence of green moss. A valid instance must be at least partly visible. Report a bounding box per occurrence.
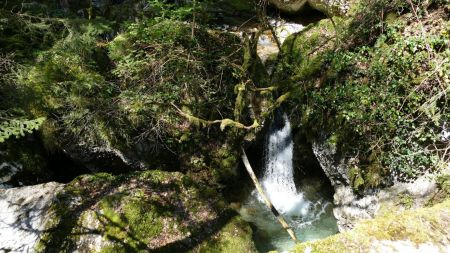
[293,200,450,253]
[97,191,168,252]
[348,166,364,192]
[427,174,450,206]
[397,193,414,209]
[364,160,385,189]
[278,19,337,83]
[326,133,339,147]
[191,216,257,253]
[37,170,256,252]
[279,3,450,184]
[234,82,247,121]
[437,174,450,195]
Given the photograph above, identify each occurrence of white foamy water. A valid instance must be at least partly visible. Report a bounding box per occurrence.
[260,113,310,215]
[240,112,338,252]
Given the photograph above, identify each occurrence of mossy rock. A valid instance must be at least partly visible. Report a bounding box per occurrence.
[292,199,450,253]
[275,18,338,86]
[36,170,257,252]
[190,216,257,253]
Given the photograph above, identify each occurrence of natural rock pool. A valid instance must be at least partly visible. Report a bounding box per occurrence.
[239,111,338,252]
[240,190,338,252]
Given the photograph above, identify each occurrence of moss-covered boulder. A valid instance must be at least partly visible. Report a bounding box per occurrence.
[274,18,337,91]
[291,199,450,253]
[36,170,257,252]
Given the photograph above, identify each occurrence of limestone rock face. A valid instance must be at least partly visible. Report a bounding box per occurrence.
[333,175,439,231]
[269,0,350,16]
[0,182,64,252]
[310,131,440,232]
[308,0,350,16]
[312,136,352,187]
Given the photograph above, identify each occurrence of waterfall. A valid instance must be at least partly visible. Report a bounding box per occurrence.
[240,111,339,252]
[259,111,310,215]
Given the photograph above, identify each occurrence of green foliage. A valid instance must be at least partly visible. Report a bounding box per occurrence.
[280,1,450,186]
[0,116,45,143]
[106,19,243,143]
[398,193,414,209]
[436,174,450,195]
[19,18,116,146]
[144,0,197,21]
[347,0,448,46]
[0,9,67,60]
[12,9,245,170]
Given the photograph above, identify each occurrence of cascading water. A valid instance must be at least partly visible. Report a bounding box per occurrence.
[239,111,339,252]
[260,112,310,215]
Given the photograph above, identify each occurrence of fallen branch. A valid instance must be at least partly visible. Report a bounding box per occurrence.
[240,146,298,242]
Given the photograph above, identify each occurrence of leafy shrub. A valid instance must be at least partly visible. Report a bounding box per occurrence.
[17,15,244,163]
[283,1,450,186]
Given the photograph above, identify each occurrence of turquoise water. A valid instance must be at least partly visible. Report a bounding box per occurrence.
[241,112,338,252]
[239,177,339,252]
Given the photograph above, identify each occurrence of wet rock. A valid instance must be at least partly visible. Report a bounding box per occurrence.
[332,186,379,231]
[0,182,64,252]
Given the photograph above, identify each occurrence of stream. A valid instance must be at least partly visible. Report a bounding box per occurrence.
[239,111,338,252]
